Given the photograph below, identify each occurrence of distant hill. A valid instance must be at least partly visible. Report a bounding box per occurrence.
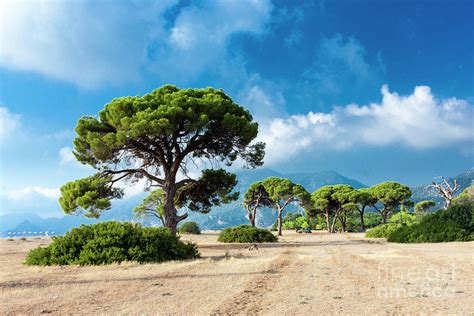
[0,213,46,232]
[284,171,366,192]
[8,220,42,234]
[0,212,98,237]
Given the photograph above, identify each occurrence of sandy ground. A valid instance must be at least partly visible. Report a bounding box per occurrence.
[1,231,473,315]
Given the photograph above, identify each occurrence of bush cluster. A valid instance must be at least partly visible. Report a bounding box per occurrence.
[360,213,383,230]
[387,203,473,243]
[25,221,199,265]
[218,225,277,243]
[178,221,201,234]
[366,211,419,238]
[388,211,418,225]
[271,213,317,231]
[365,223,400,238]
[388,221,471,243]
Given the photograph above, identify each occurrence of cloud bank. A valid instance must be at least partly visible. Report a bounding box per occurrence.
[1,186,60,201]
[0,0,273,89]
[260,85,473,165]
[0,0,178,88]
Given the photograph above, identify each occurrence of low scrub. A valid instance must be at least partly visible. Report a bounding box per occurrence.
[25,221,199,265]
[365,211,419,238]
[271,213,317,231]
[365,223,400,238]
[388,203,473,243]
[388,221,471,243]
[178,221,201,234]
[218,225,277,243]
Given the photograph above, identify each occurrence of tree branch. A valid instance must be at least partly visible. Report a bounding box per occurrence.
[103,168,165,185]
[175,178,197,188]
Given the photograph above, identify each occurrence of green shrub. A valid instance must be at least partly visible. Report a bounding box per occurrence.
[437,203,473,231]
[388,211,418,225]
[25,221,199,265]
[453,185,474,205]
[364,212,383,229]
[178,221,201,234]
[366,210,423,238]
[272,212,317,231]
[26,246,52,265]
[282,214,314,230]
[387,203,473,243]
[387,221,470,243]
[218,225,277,243]
[365,223,400,238]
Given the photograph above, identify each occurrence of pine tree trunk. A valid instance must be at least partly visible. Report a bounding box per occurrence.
[382,207,388,224]
[249,214,256,227]
[164,205,178,235]
[158,215,166,227]
[277,209,283,236]
[163,178,179,236]
[325,209,330,233]
[330,208,341,233]
[359,211,365,231]
[445,199,451,209]
[341,215,346,232]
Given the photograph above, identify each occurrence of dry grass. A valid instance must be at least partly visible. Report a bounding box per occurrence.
[1,231,473,315]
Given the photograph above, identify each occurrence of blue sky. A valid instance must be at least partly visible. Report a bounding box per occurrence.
[0,0,473,217]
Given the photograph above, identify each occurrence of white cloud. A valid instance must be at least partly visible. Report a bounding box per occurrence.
[0,186,62,216]
[118,178,148,198]
[0,0,177,88]
[169,0,272,49]
[2,186,60,200]
[151,0,273,82]
[238,74,286,119]
[0,107,21,140]
[58,146,77,166]
[0,0,273,89]
[259,85,474,165]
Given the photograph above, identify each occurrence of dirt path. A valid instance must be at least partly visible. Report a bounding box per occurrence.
[1,233,473,315]
[212,248,294,314]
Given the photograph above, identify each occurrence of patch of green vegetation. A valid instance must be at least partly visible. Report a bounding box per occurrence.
[271,213,317,231]
[388,210,418,225]
[388,203,473,243]
[365,223,400,238]
[178,221,201,235]
[25,221,199,265]
[388,221,471,243]
[362,212,383,229]
[366,210,419,238]
[453,185,474,205]
[218,225,277,243]
[311,212,381,232]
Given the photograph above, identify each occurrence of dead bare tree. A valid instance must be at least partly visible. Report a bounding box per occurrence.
[430,177,460,209]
